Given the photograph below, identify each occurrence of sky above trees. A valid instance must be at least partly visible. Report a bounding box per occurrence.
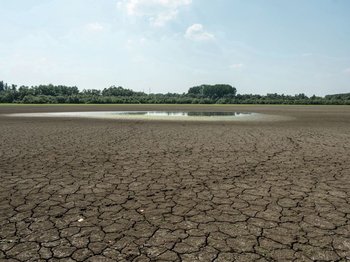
[0,0,349,96]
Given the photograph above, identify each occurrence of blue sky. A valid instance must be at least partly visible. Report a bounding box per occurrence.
[0,0,349,96]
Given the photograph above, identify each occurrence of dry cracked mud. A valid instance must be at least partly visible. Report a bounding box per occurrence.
[0,105,349,262]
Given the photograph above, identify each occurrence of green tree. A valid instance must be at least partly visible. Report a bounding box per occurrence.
[188,84,237,99]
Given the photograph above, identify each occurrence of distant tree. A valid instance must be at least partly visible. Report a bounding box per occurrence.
[325,93,350,101]
[188,84,237,99]
[188,85,203,96]
[30,84,79,96]
[295,93,308,99]
[0,80,349,105]
[102,86,142,97]
[82,89,101,96]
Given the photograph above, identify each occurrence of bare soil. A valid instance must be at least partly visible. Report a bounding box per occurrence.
[0,105,350,261]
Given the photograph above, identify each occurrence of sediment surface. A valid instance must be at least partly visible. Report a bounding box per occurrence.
[0,105,350,261]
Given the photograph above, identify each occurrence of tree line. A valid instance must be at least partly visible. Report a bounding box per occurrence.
[0,81,349,105]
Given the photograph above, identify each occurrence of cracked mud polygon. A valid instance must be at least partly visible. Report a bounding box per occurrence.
[0,105,349,262]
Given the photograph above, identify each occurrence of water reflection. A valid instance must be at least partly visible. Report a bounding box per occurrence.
[111,111,252,117]
[7,111,260,121]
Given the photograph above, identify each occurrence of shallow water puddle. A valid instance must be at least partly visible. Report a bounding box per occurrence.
[6,111,291,121]
[6,111,262,121]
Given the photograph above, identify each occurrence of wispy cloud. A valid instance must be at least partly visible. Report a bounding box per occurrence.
[117,0,192,27]
[85,22,105,32]
[343,68,350,75]
[229,63,244,69]
[149,9,178,27]
[125,37,147,49]
[185,24,214,41]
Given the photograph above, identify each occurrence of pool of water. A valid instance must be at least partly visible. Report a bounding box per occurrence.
[7,111,265,121]
[110,111,253,117]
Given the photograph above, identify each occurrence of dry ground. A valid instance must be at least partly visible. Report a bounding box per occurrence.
[0,105,350,262]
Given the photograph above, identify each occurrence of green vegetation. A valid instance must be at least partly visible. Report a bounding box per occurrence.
[325,93,350,103]
[0,81,349,105]
[188,84,237,99]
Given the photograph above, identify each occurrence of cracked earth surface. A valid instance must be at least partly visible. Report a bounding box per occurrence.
[0,105,350,262]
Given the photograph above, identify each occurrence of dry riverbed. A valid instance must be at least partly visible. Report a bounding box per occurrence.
[0,104,350,261]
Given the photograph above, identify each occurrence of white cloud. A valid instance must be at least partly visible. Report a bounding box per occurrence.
[185,24,214,41]
[117,0,192,26]
[229,63,244,69]
[149,9,178,27]
[343,68,350,75]
[86,22,105,32]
